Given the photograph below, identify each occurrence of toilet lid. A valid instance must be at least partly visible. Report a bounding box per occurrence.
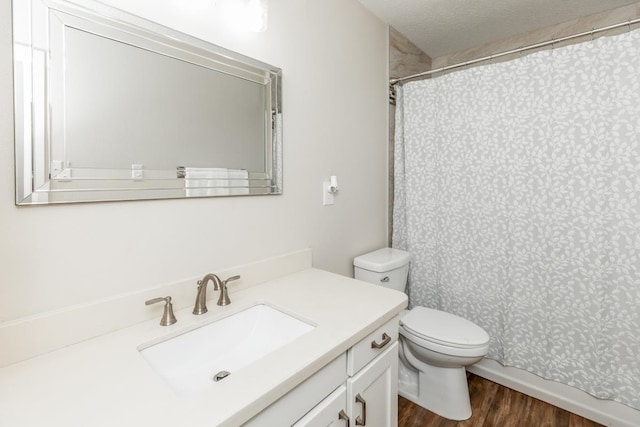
[401,307,490,348]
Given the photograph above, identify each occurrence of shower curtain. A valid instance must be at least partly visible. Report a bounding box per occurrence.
[393,29,640,409]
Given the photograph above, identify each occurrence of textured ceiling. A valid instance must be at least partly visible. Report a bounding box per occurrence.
[359,0,640,58]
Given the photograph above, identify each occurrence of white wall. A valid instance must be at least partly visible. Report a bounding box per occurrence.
[0,0,389,322]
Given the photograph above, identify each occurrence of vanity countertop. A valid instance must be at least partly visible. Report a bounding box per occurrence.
[0,268,407,426]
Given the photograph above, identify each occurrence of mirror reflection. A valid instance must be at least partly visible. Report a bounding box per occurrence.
[13,0,282,205]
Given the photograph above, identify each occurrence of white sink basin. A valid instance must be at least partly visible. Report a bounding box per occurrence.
[139,304,315,396]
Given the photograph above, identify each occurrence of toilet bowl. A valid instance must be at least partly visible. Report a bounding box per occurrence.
[354,248,490,421]
[398,307,489,419]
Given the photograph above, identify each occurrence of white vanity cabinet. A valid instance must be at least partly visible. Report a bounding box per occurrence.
[346,343,398,427]
[292,317,399,427]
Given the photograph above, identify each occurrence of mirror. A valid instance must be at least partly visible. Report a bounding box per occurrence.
[13,0,282,205]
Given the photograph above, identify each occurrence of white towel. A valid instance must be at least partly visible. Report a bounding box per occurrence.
[183,167,249,196]
[184,167,229,196]
[184,167,228,180]
[227,169,249,195]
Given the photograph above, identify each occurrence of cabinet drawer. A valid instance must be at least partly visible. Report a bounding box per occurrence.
[347,316,398,376]
[245,353,347,426]
[293,385,347,427]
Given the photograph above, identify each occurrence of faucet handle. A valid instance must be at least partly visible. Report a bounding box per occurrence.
[145,296,177,326]
[223,275,241,285]
[217,275,241,306]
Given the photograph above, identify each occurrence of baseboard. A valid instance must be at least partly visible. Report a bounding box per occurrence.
[468,359,640,427]
[0,248,312,368]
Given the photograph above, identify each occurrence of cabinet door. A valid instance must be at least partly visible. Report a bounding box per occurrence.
[293,385,349,427]
[347,342,398,427]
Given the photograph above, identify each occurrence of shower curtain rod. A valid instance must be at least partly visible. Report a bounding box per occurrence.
[390,17,640,85]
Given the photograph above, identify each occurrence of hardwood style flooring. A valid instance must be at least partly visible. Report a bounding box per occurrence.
[398,373,604,427]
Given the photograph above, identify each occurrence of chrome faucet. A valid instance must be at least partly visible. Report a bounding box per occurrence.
[193,273,222,315]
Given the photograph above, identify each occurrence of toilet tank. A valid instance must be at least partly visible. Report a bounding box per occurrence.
[353,248,410,292]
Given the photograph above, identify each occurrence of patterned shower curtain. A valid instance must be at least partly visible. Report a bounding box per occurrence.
[393,29,640,409]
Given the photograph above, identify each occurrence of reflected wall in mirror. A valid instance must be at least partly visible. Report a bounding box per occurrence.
[13,0,282,205]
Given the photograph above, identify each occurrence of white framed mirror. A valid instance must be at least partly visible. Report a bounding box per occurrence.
[13,0,282,205]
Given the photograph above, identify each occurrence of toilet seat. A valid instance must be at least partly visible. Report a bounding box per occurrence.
[400,307,490,357]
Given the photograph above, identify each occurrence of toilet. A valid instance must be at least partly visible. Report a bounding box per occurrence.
[354,247,490,421]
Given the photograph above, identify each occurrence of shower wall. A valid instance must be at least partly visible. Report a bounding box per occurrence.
[432,2,640,70]
[388,27,431,243]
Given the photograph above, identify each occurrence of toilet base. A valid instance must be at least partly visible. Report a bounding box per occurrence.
[399,346,473,420]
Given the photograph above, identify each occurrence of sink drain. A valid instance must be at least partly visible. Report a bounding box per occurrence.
[213,370,231,382]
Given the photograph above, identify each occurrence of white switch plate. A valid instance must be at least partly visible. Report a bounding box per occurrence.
[323,182,334,205]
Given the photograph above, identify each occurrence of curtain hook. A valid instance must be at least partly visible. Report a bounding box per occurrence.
[629,19,632,32]
[591,28,595,41]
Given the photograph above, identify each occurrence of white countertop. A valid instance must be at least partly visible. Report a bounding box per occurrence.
[0,268,407,427]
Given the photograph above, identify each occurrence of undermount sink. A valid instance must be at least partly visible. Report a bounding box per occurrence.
[139,304,315,396]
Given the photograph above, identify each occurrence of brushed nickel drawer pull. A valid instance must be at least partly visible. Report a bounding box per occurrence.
[338,409,350,427]
[371,332,391,349]
[355,394,367,426]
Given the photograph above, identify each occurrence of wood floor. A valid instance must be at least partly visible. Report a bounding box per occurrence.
[398,373,604,427]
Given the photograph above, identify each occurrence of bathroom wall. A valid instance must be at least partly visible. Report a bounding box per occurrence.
[388,28,431,243]
[432,2,640,69]
[389,27,432,80]
[0,0,389,322]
